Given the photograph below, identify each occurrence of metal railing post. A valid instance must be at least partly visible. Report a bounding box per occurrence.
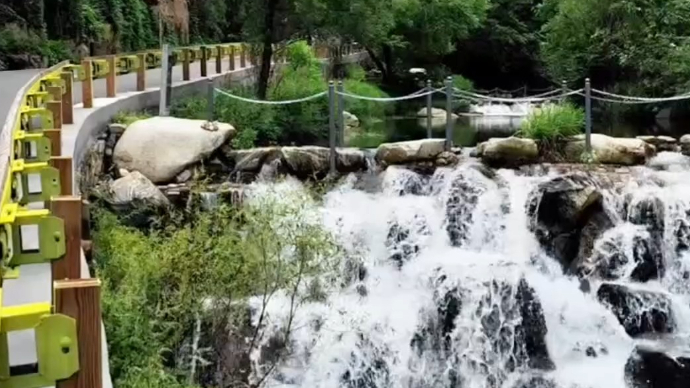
[207,78,215,122]
[585,78,592,154]
[337,81,345,146]
[426,79,432,139]
[561,79,567,103]
[329,81,336,174]
[445,76,453,151]
[159,44,170,116]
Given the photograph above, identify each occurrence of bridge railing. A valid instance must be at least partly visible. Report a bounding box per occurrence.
[0,39,362,388]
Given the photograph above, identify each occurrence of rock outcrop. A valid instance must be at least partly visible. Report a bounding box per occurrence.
[637,136,678,152]
[625,347,690,388]
[564,134,655,165]
[680,134,690,156]
[376,139,446,165]
[476,137,539,167]
[528,174,614,271]
[224,146,367,178]
[109,171,170,209]
[114,117,235,183]
[597,283,674,337]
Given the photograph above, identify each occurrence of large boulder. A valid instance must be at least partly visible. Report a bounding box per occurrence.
[376,139,446,165]
[597,284,674,338]
[564,134,655,165]
[343,111,360,128]
[108,171,170,208]
[476,137,539,167]
[114,117,235,183]
[680,134,690,156]
[636,136,679,152]
[625,347,690,388]
[224,147,282,172]
[528,174,614,271]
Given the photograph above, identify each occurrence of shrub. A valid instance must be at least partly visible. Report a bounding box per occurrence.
[94,191,336,387]
[453,74,474,91]
[519,103,584,142]
[343,79,391,124]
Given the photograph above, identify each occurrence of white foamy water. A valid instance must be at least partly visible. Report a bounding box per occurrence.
[243,158,690,388]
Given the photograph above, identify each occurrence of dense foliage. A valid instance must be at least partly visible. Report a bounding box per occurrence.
[94,189,336,388]
[171,42,389,147]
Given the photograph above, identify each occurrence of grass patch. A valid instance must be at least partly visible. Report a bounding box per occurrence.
[112,110,152,126]
[518,103,584,142]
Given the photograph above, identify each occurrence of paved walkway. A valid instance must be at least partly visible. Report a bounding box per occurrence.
[0,69,40,125]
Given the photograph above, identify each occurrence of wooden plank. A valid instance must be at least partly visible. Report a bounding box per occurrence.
[50,156,73,196]
[54,279,102,388]
[61,72,74,124]
[81,60,93,108]
[201,46,208,77]
[216,46,223,74]
[47,101,62,130]
[50,196,82,280]
[183,49,190,81]
[136,53,146,91]
[44,129,61,156]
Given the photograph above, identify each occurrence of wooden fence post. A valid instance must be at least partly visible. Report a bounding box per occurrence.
[183,49,190,81]
[81,60,93,108]
[229,46,236,71]
[240,45,247,68]
[44,129,61,156]
[106,56,116,97]
[136,53,146,91]
[50,196,82,280]
[54,279,102,388]
[216,46,223,74]
[50,156,73,196]
[61,71,74,124]
[200,46,208,77]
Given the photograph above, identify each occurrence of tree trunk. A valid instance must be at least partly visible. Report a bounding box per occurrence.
[365,46,390,83]
[257,0,279,100]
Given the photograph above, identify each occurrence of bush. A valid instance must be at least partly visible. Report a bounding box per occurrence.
[94,190,336,387]
[343,79,391,124]
[519,103,584,142]
[0,25,74,67]
[453,74,474,91]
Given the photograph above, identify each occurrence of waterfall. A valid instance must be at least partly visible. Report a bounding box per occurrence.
[242,154,690,388]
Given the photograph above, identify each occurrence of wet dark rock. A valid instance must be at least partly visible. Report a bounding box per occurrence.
[631,235,664,281]
[597,284,674,338]
[625,347,690,388]
[511,376,556,388]
[385,217,429,268]
[445,168,492,247]
[341,340,390,388]
[528,174,614,271]
[515,278,555,371]
[625,195,665,231]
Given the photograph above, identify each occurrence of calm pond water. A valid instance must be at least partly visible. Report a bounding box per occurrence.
[348,114,690,148]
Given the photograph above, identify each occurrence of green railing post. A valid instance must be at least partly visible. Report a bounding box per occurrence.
[337,80,345,147]
[426,79,432,139]
[445,76,453,151]
[329,81,336,174]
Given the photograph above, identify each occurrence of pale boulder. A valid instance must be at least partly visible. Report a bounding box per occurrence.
[109,171,169,208]
[564,134,655,165]
[476,137,538,166]
[375,139,446,165]
[680,134,690,156]
[114,117,235,183]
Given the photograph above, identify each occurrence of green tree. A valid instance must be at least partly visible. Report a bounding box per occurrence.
[541,0,690,95]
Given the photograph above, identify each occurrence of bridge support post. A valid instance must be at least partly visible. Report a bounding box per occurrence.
[55,279,102,388]
[106,56,116,98]
[81,60,93,108]
[50,197,82,280]
[201,46,208,77]
[585,78,592,154]
[61,71,74,124]
[229,46,236,71]
[328,81,336,174]
[445,77,453,151]
[137,53,147,91]
[45,129,62,156]
[216,46,223,74]
[207,78,215,122]
[426,80,432,139]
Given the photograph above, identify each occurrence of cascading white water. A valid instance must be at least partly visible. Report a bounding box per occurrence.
[243,153,690,388]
